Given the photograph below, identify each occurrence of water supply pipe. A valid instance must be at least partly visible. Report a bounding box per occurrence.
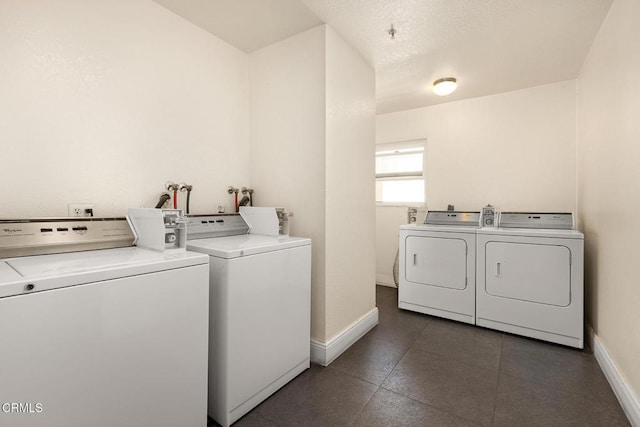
[155,193,171,208]
[166,182,180,210]
[227,186,239,212]
[180,184,193,214]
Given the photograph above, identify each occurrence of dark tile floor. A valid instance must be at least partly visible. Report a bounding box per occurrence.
[210,286,629,426]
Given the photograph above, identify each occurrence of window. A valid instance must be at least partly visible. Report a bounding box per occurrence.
[375,140,425,205]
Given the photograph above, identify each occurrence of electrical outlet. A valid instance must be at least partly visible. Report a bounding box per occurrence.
[68,203,95,217]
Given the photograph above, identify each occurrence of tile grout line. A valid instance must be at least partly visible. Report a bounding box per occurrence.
[338,301,430,390]
[347,383,381,426]
[497,367,620,407]
[381,385,484,425]
[384,343,504,427]
[369,306,483,424]
[325,363,383,388]
[382,290,505,426]
[349,288,426,426]
[378,313,499,426]
[376,317,429,385]
[491,333,506,426]
[407,338,501,377]
[377,382,496,427]
[499,336,610,397]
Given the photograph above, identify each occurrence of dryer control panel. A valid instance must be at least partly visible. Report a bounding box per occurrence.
[498,212,573,229]
[425,211,481,227]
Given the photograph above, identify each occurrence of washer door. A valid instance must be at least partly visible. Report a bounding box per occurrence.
[405,236,468,290]
[485,241,571,306]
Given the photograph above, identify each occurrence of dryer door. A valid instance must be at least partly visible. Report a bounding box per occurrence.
[405,236,467,290]
[484,242,571,306]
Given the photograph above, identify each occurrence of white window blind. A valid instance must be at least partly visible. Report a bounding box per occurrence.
[375,142,425,204]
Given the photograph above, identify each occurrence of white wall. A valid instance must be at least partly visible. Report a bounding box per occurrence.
[375,207,407,287]
[377,81,578,213]
[325,26,376,339]
[0,0,250,217]
[249,25,328,341]
[578,0,640,399]
[375,81,578,284]
[250,25,376,343]
[1,1,376,354]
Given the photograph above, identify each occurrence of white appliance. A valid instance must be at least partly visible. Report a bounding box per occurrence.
[185,211,311,427]
[476,212,584,348]
[399,211,480,324]
[0,217,210,427]
[127,208,188,252]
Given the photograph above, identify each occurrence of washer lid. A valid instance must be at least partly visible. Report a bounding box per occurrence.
[0,247,209,299]
[0,261,21,283]
[6,247,205,277]
[186,234,311,258]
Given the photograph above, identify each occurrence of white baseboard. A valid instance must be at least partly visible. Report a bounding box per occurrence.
[375,273,396,288]
[310,307,379,366]
[589,326,640,426]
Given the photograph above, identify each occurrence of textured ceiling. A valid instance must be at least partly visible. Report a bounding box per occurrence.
[153,0,322,53]
[154,0,613,114]
[302,0,613,113]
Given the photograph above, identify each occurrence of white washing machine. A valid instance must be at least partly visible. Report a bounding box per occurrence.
[0,217,210,427]
[476,212,584,348]
[399,211,480,324]
[185,212,311,427]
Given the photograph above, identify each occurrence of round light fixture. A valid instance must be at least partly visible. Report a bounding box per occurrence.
[432,77,457,96]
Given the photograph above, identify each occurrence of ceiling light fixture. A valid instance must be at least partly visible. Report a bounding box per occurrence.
[432,77,457,96]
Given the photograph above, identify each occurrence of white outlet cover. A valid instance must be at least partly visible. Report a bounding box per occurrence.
[68,203,95,217]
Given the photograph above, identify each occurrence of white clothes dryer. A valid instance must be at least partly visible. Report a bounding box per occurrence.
[185,213,311,427]
[399,211,480,324]
[476,212,584,348]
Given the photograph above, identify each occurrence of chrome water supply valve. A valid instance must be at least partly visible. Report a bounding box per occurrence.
[248,188,254,206]
[166,181,180,209]
[239,187,252,207]
[242,187,255,206]
[227,186,240,212]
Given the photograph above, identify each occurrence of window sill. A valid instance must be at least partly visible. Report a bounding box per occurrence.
[376,202,426,208]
